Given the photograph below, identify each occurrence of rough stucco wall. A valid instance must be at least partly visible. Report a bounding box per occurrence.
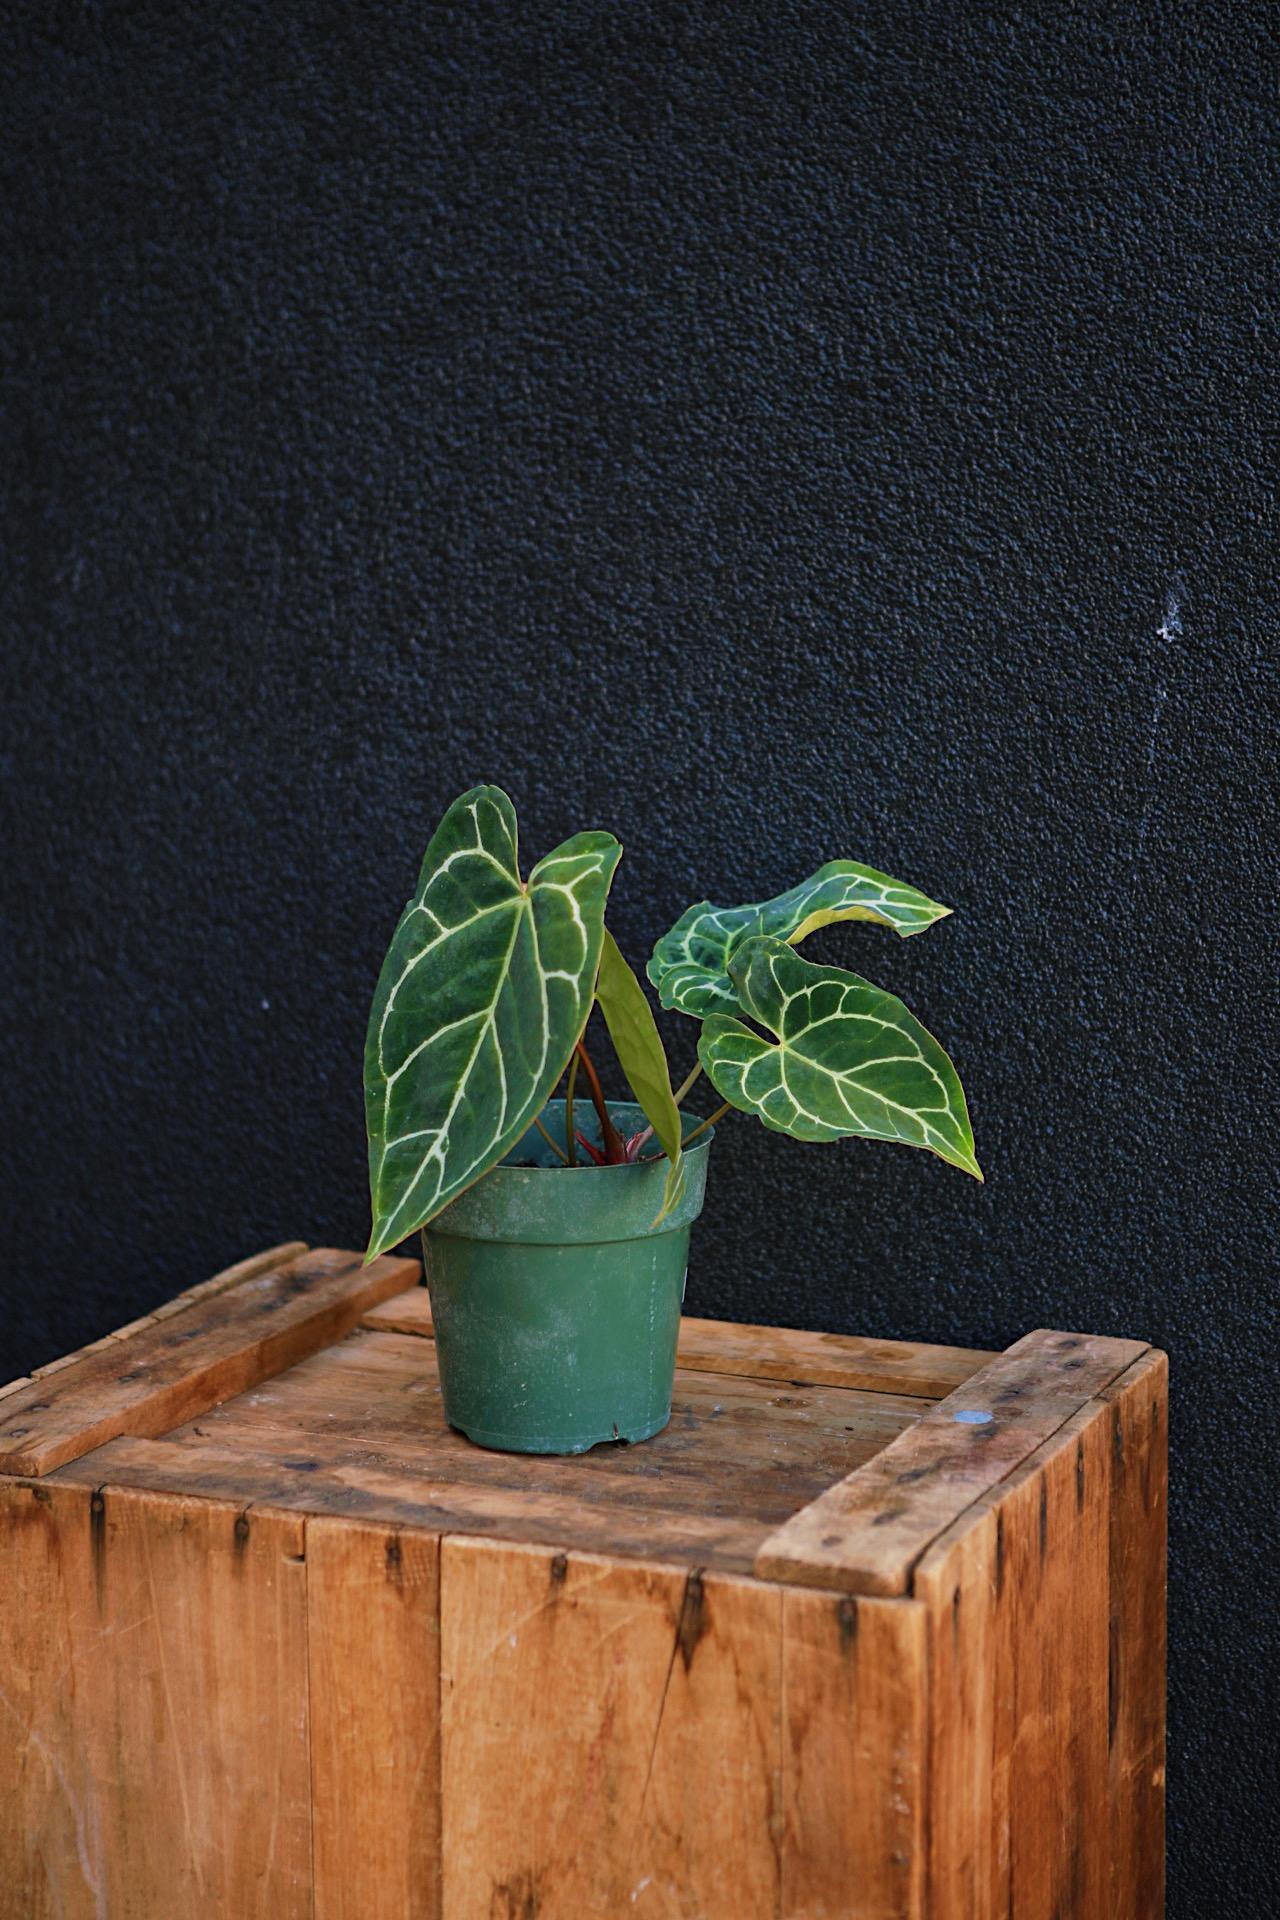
[1,3,1275,1905]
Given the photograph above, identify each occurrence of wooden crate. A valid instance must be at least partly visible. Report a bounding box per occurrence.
[0,1243,1165,1919]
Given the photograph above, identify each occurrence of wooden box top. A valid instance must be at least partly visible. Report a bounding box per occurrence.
[0,1243,1155,1596]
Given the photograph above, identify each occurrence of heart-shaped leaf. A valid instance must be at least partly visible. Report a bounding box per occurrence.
[697,936,981,1178]
[364,787,622,1257]
[595,927,685,1223]
[649,860,951,1017]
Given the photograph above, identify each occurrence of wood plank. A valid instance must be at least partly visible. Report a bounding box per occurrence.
[440,1538,783,1917]
[679,1317,993,1399]
[0,1478,312,1918]
[753,1329,1147,1596]
[362,1288,994,1398]
[914,1397,1116,1918]
[308,1516,441,1920]
[51,1435,776,1573]
[0,1248,419,1477]
[22,1240,311,1381]
[912,1509,998,1920]
[359,1288,434,1338]
[780,1586,927,1918]
[1099,1350,1167,1920]
[0,1479,100,1919]
[1001,1404,1111,1918]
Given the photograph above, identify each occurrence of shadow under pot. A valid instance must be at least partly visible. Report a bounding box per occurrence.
[421,1100,714,1455]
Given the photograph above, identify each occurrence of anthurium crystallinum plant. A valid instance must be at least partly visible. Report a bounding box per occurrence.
[364,785,981,1453]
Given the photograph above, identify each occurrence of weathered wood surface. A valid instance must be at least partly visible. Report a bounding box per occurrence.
[50,1323,930,1575]
[363,1286,996,1397]
[1100,1349,1168,1920]
[438,1537,928,1919]
[0,1247,419,1477]
[913,1506,998,1920]
[910,1347,1167,1920]
[308,1516,441,1920]
[0,1478,311,1920]
[51,1433,789,1574]
[754,1328,1148,1595]
[781,1584,927,1918]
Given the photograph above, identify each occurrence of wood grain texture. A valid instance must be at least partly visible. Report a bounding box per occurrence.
[0,1479,99,1920]
[0,1248,419,1476]
[362,1287,994,1397]
[159,1327,929,1520]
[1099,1350,1167,1920]
[912,1508,998,1920]
[1000,1404,1112,1918]
[781,1586,927,1919]
[51,1320,930,1574]
[0,1478,312,1919]
[914,1396,1121,1919]
[440,1539,784,1919]
[52,1433,778,1571]
[308,1516,441,1920]
[754,1328,1147,1595]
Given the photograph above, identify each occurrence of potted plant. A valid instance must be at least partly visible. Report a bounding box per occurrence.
[364,784,981,1454]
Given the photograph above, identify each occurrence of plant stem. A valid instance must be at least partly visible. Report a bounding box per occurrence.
[563,1048,580,1167]
[532,1113,570,1164]
[673,1062,703,1108]
[575,1038,627,1163]
[680,1100,731,1150]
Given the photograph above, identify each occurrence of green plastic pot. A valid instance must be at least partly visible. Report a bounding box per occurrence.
[421,1101,714,1455]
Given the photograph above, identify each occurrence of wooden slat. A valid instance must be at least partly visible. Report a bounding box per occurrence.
[0,1479,99,1919]
[0,1248,419,1477]
[913,1508,998,1920]
[753,1329,1148,1595]
[678,1316,993,1398]
[1100,1350,1167,1919]
[361,1288,995,1398]
[0,1478,312,1918]
[440,1539,784,1917]
[998,1404,1112,1917]
[359,1290,434,1338]
[781,1586,927,1918]
[913,1387,1131,1918]
[308,1516,441,1920]
[23,1241,310,1381]
[51,1434,777,1573]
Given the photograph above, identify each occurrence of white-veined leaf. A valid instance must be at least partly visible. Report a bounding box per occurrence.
[364,786,621,1257]
[697,935,981,1178]
[649,860,950,1017]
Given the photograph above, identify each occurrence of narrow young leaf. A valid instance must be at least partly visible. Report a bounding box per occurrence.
[649,859,951,1017]
[595,927,685,1223]
[364,787,622,1257]
[697,936,981,1179]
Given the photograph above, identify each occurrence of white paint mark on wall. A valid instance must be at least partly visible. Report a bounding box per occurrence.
[1156,586,1182,644]
[1131,585,1180,882]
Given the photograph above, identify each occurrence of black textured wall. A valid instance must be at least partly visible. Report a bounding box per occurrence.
[2,4,1276,1906]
